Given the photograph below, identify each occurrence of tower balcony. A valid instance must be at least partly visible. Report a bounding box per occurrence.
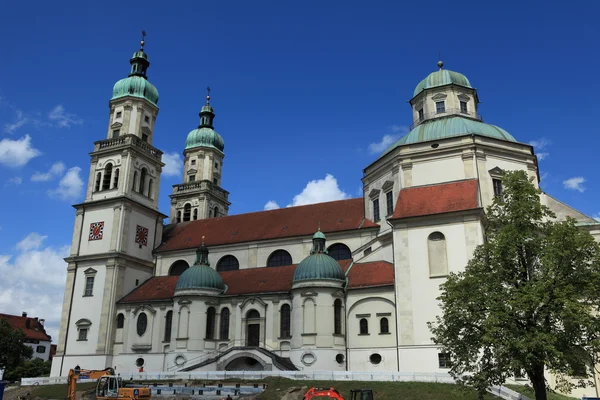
[171,180,230,200]
[410,108,483,130]
[93,134,163,160]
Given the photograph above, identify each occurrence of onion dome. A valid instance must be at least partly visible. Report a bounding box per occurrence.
[175,240,224,291]
[293,229,345,283]
[413,61,472,98]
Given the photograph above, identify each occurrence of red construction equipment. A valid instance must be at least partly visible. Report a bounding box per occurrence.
[303,387,374,400]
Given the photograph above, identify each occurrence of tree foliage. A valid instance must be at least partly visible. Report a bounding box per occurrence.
[0,317,34,374]
[3,358,51,382]
[428,170,600,400]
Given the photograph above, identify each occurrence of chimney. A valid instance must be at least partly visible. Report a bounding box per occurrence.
[22,311,27,317]
[39,319,45,326]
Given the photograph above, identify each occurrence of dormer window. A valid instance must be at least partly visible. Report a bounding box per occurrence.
[460,101,468,114]
[436,101,445,114]
[418,108,424,121]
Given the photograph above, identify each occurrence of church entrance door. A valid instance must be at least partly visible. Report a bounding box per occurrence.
[247,324,260,347]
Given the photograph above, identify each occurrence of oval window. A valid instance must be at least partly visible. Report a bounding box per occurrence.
[369,353,382,365]
[137,313,148,336]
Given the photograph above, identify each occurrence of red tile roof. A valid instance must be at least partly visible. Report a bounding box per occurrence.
[391,179,480,219]
[0,313,52,341]
[157,198,378,253]
[118,260,394,303]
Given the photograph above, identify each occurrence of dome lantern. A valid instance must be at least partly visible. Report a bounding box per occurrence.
[293,229,345,283]
[175,237,225,292]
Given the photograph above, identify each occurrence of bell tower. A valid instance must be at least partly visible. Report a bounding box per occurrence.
[169,89,231,223]
[51,33,168,376]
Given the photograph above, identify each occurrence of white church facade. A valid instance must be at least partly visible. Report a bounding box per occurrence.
[50,41,600,382]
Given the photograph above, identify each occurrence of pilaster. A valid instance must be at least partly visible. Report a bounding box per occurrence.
[401,161,413,188]
[55,262,77,355]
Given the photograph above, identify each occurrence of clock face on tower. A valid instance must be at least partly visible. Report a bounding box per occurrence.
[89,222,104,241]
[135,225,149,247]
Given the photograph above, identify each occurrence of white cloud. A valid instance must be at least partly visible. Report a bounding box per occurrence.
[287,174,350,207]
[31,161,66,182]
[0,233,69,343]
[48,105,83,128]
[162,152,183,177]
[6,176,22,185]
[593,214,600,222]
[529,138,551,161]
[563,176,586,193]
[16,233,48,252]
[368,125,409,154]
[264,200,280,210]
[4,110,28,134]
[0,135,41,167]
[48,166,84,200]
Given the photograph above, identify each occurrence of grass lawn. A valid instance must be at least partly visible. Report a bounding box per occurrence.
[506,384,578,400]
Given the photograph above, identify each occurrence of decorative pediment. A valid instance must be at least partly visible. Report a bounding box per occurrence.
[83,268,97,275]
[432,93,447,100]
[141,126,152,135]
[110,122,123,129]
[187,168,198,175]
[177,298,192,305]
[204,299,220,307]
[332,290,345,299]
[239,297,267,309]
[133,304,157,315]
[368,188,380,199]
[457,93,471,101]
[381,180,394,192]
[489,166,504,178]
[75,318,92,326]
[301,290,318,297]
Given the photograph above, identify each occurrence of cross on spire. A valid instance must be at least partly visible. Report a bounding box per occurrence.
[140,29,147,49]
[206,86,211,103]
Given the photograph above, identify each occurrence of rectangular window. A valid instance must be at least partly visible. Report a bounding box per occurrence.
[112,130,120,139]
[78,328,88,341]
[116,111,122,118]
[436,101,445,113]
[386,191,393,216]
[373,199,380,221]
[460,101,468,113]
[36,345,46,353]
[493,178,503,196]
[213,178,218,185]
[191,159,196,165]
[144,115,150,123]
[418,108,424,121]
[189,175,195,182]
[438,352,451,368]
[215,162,219,169]
[84,276,94,297]
[142,133,149,142]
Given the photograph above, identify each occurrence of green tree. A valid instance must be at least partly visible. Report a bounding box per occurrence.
[3,358,51,382]
[0,317,34,377]
[428,170,600,400]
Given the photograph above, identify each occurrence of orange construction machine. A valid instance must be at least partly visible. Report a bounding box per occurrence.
[67,365,151,400]
[303,387,374,400]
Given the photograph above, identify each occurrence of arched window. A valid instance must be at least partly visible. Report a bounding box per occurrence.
[169,260,189,276]
[206,307,216,340]
[94,172,102,192]
[132,171,138,191]
[327,243,352,261]
[428,232,448,277]
[267,250,292,267]
[164,310,173,342]
[213,206,219,218]
[137,313,147,336]
[380,317,389,334]
[102,163,113,190]
[216,255,240,272]
[116,313,124,329]
[246,309,260,319]
[193,209,198,220]
[139,168,147,195]
[112,168,120,189]
[148,179,153,199]
[183,204,191,222]
[359,318,368,335]
[280,304,291,338]
[220,308,230,340]
[334,299,342,334]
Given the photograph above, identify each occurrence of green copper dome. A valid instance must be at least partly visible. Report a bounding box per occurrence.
[413,67,472,98]
[175,244,224,291]
[293,231,345,283]
[185,127,225,152]
[112,76,159,106]
[383,116,516,155]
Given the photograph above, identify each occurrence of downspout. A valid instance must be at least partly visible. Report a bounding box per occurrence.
[60,207,86,376]
[343,263,353,371]
[472,135,484,212]
[386,219,400,372]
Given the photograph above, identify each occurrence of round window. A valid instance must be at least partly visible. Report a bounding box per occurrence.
[175,355,186,366]
[135,357,145,367]
[335,354,345,364]
[369,353,382,365]
[137,312,147,336]
[301,352,316,366]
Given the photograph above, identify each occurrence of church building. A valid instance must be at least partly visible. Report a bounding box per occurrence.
[50,40,600,378]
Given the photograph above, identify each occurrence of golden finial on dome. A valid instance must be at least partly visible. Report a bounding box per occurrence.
[140,30,147,50]
[437,60,444,69]
[206,86,211,103]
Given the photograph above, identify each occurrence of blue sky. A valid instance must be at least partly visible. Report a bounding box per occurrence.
[0,0,598,341]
